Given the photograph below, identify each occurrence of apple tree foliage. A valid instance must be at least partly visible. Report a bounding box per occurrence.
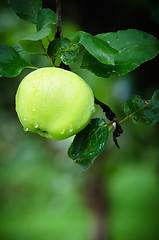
[0,0,159,169]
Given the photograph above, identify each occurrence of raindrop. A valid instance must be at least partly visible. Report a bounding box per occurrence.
[112,122,116,128]
[112,70,116,73]
[69,124,73,133]
[24,127,29,132]
[32,109,35,112]
[35,124,38,128]
[61,129,65,134]
[92,107,96,113]
[24,118,27,121]
[107,40,110,44]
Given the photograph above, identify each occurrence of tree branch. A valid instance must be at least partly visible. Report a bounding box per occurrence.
[54,0,71,70]
[94,97,123,148]
[55,0,63,39]
[84,174,108,240]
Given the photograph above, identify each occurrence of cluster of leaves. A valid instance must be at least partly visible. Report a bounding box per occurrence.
[69,91,159,169]
[0,0,159,169]
[1,0,159,78]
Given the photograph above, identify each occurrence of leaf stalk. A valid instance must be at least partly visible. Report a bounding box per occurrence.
[119,106,145,124]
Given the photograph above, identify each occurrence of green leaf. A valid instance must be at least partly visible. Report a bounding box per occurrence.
[124,90,159,126]
[8,0,42,24]
[68,118,109,169]
[36,8,57,31]
[81,29,159,77]
[13,44,27,58]
[81,52,115,78]
[69,31,117,65]
[0,44,32,77]
[47,38,71,58]
[20,8,57,55]
[74,157,96,170]
[20,27,52,54]
[61,44,81,65]
[47,38,81,65]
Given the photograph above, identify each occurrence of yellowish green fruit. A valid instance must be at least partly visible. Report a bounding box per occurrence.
[16,67,94,140]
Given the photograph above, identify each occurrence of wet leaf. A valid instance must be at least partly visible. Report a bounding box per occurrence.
[47,37,81,65]
[20,27,52,54]
[36,8,57,31]
[68,118,109,169]
[124,90,159,126]
[81,29,159,77]
[69,31,117,65]
[8,0,42,24]
[0,44,32,77]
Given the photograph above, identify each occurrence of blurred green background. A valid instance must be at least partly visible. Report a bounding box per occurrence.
[0,1,159,240]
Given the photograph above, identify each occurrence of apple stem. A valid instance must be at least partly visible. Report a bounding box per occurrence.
[94,97,123,148]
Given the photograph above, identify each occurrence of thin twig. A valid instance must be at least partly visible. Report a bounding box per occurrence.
[41,40,54,66]
[26,66,39,70]
[94,97,123,148]
[55,0,63,39]
[119,106,145,124]
[54,0,71,70]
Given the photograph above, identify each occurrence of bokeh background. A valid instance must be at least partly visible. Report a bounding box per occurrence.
[0,0,159,239]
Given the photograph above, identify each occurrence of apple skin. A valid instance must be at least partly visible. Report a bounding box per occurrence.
[16,67,94,140]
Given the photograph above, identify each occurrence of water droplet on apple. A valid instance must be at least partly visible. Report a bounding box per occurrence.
[35,124,38,128]
[92,107,96,113]
[32,109,35,112]
[61,129,65,134]
[24,127,29,132]
[68,124,73,133]
[24,118,27,121]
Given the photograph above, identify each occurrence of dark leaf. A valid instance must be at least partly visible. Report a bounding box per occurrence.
[20,27,52,54]
[0,44,32,77]
[8,0,42,24]
[75,157,96,170]
[81,52,116,78]
[13,44,27,58]
[47,38,71,58]
[47,37,81,65]
[69,31,117,65]
[124,90,159,126]
[68,118,109,169]
[81,29,159,77]
[61,44,81,65]
[36,8,57,31]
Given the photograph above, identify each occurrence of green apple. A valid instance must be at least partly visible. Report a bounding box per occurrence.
[16,67,94,140]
